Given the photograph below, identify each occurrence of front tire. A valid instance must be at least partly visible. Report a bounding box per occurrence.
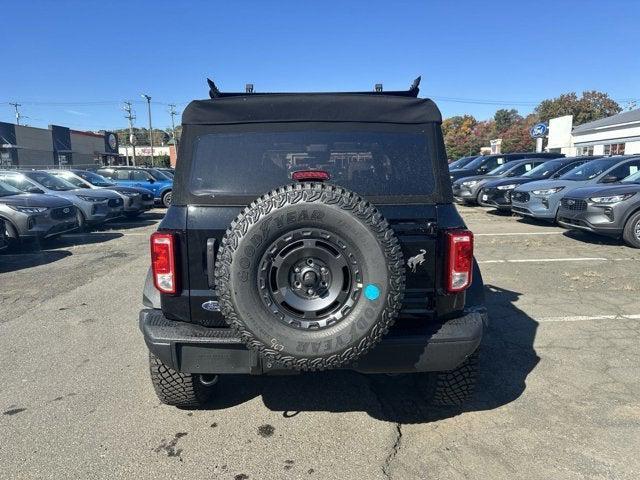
[148,352,216,408]
[622,211,640,248]
[418,350,479,406]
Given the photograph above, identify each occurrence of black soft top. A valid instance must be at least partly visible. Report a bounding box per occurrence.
[182,93,442,126]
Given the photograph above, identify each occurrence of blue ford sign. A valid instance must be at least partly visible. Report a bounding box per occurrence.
[530,122,548,138]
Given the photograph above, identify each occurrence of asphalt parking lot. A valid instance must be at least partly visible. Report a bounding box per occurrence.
[1,206,639,480]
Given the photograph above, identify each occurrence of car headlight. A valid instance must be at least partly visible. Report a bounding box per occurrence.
[462,180,478,187]
[120,191,139,197]
[532,186,565,196]
[589,193,636,204]
[7,205,48,214]
[497,184,518,191]
[77,195,107,202]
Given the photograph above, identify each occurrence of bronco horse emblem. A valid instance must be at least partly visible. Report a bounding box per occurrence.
[407,249,427,273]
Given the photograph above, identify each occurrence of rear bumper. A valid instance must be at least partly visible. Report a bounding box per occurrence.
[139,308,486,375]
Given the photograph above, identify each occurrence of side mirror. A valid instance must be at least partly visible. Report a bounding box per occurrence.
[81,184,91,188]
[27,186,44,194]
[148,177,155,184]
[600,174,619,184]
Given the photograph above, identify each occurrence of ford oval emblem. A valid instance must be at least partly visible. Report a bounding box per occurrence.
[202,300,220,312]
[529,123,548,138]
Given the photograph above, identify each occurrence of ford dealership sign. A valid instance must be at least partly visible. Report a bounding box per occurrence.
[530,122,548,138]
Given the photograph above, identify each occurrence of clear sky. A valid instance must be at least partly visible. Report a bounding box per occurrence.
[1,0,639,132]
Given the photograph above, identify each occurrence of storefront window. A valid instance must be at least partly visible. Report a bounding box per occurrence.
[604,143,625,155]
[575,146,594,156]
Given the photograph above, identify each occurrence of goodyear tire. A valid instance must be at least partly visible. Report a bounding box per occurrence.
[214,183,405,371]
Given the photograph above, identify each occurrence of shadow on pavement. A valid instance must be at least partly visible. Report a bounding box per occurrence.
[562,229,624,246]
[200,284,539,424]
[0,249,72,273]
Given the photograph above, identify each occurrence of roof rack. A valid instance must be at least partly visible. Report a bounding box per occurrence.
[206,76,421,99]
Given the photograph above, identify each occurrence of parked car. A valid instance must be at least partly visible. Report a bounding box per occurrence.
[557,169,640,248]
[155,167,175,178]
[449,152,563,183]
[448,155,480,170]
[96,167,173,207]
[0,179,77,244]
[0,217,7,251]
[511,155,640,222]
[0,170,124,229]
[140,79,487,408]
[48,169,155,218]
[478,156,602,211]
[452,158,548,205]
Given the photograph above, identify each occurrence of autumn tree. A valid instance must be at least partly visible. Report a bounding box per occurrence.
[442,115,478,159]
[535,91,621,126]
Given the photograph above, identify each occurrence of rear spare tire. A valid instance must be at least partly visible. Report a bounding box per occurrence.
[215,183,405,371]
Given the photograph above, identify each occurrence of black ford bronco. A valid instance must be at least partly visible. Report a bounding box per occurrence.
[140,78,487,408]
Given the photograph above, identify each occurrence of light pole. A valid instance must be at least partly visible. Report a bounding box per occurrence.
[141,94,154,166]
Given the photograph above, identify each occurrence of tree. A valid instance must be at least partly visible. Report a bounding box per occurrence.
[494,108,522,133]
[442,115,480,159]
[535,91,621,126]
[500,114,537,153]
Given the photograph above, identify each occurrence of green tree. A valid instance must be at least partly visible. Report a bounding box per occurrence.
[535,91,621,126]
[494,108,522,133]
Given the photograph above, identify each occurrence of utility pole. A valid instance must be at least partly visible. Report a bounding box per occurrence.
[9,102,23,125]
[123,102,137,166]
[168,104,179,163]
[141,94,154,166]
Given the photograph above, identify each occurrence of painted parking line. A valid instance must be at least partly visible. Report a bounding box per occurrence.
[537,313,640,323]
[475,232,564,236]
[479,257,608,264]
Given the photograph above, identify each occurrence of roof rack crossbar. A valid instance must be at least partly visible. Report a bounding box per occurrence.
[206,76,422,99]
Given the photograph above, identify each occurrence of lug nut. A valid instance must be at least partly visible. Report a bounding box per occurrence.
[320,267,327,273]
[307,289,314,295]
[294,281,301,288]
[294,267,301,273]
[307,259,314,266]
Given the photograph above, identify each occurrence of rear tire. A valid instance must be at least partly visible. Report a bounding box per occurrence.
[418,350,479,406]
[148,352,216,408]
[622,211,640,248]
[161,190,172,208]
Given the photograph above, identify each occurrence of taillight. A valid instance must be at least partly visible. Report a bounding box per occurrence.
[445,230,474,293]
[151,232,178,294]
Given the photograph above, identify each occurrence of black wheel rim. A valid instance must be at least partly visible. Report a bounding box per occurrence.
[257,228,362,330]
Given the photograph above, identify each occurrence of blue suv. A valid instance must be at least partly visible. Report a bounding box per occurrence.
[96,167,173,207]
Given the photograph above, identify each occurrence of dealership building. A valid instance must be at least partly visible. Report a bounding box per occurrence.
[547,108,640,156]
[0,122,119,168]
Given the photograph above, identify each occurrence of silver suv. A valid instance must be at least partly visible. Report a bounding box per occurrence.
[0,170,124,229]
[47,169,155,218]
[0,179,77,243]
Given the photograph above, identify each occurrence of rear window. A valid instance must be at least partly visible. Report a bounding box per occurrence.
[190,131,435,197]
